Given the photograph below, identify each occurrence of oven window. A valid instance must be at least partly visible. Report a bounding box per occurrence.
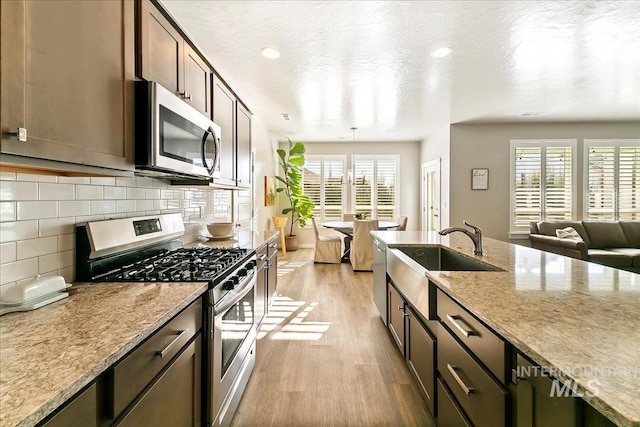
[221,290,254,376]
[159,105,205,167]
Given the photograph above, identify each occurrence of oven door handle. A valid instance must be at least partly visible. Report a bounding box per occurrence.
[214,273,255,316]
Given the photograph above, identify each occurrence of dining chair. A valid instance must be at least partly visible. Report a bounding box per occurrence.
[395,216,408,231]
[311,217,343,264]
[343,213,355,221]
[350,219,379,271]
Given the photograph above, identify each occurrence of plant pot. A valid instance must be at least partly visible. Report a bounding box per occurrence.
[285,235,299,251]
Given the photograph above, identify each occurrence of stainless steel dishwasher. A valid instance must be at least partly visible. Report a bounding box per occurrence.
[373,237,387,325]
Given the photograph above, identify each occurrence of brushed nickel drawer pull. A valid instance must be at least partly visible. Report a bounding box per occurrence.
[447,363,474,395]
[156,329,189,358]
[398,305,404,311]
[257,254,267,261]
[446,314,476,338]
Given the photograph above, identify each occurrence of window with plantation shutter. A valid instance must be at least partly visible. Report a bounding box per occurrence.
[510,140,576,236]
[303,156,345,223]
[585,140,640,220]
[353,155,398,219]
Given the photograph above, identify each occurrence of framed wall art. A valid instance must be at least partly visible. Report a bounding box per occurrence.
[264,176,276,206]
[471,168,489,190]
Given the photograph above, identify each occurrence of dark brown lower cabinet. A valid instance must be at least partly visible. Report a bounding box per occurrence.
[41,383,97,427]
[406,306,436,417]
[114,335,201,427]
[266,241,278,310]
[388,283,405,353]
[437,379,473,427]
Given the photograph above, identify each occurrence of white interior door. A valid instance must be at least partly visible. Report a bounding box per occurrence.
[422,159,441,231]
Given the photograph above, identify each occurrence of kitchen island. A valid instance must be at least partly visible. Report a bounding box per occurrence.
[372,230,639,427]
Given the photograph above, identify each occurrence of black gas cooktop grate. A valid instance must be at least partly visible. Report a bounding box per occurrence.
[98,247,251,282]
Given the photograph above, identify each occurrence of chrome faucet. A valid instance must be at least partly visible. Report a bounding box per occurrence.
[439,220,483,255]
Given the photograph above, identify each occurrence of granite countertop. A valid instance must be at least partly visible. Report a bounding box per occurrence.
[0,281,208,427]
[188,230,279,250]
[372,230,640,427]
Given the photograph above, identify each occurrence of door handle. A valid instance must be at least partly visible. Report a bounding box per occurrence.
[155,329,189,358]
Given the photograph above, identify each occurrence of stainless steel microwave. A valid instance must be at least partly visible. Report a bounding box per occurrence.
[135,81,221,180]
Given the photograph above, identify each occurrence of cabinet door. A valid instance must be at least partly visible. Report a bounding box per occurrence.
[42,383,97,427]
[256,265,267,325]
[406,307,436,417]
[266,248,278,311]
[1,0,134,171]
[184,44,211,118]
[212,75,236,185]
[236,103,252,187]
[515,354,581,427]
[388,283,405,355]
[115,335,201,427]
[139,0,183,95]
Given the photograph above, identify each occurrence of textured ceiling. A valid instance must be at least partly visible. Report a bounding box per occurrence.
[161,0,640,142]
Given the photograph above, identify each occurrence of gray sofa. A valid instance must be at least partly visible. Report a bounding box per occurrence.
[529,220,640,273]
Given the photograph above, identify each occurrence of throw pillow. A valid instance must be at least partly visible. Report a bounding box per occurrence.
[556,227,583,241]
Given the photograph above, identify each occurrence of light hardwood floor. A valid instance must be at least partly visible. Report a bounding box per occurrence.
[231,249,436,427]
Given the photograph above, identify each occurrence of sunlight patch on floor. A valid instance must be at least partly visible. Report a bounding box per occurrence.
[276,260,307,277]
[257,296,330,341]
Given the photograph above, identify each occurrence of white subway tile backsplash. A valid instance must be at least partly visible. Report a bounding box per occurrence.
[59,176,90,184]
[58,266,74,283]
[90,177,116,186]
[58,233,74,251]
[39,250,74,274]
[17,236,58,260]
[0,242,16,264]
[154,199,168,210]
[76,185,104,200]
[145,188,161,199]
[0,258,38,285]
[59,201,90,217]
[135,200,153,211]
[0,171,16,181]
[116,177,136,187]
[1,220,38,242]
[0,202,16,222]
[116,200,135,213]
[127,187,146,200]
[39,217,75,237]
[135,176,153,187]
[39,183,74,201]
[91,200,116,215]
[17,201,57,220]
[17,173,57,182]
[75,215,104,224]
[1,181,38,201]
[104,186,126,200]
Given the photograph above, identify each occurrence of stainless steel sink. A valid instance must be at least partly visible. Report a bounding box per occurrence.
[397,246,504,272]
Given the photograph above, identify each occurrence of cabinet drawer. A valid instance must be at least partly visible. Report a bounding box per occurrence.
[437,288,507,383]
[437,379,473,427]
[438,324,508,427]
[112,299,202,417]
[257,242,268,268]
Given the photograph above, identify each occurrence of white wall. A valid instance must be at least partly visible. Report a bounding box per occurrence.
[449,121,640,242]
[278,140,421,247]
[251,115,280,233]
[420,125,451,229]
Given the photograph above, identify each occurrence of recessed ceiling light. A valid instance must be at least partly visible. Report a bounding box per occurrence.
[261,47,280,59]
[520,112,544,117]
[430,47,452,58]
[280,113,290,121]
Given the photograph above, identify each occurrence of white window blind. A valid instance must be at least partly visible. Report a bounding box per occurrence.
[353,156,398,219]
[510,140,575,234]
[303,156,345,223]
[585,140,640,220]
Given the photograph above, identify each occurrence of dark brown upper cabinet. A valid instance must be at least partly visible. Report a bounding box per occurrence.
[236,102,252,188]
[138,0,211,118]
[212,75,236,187]
[1,0,135,173]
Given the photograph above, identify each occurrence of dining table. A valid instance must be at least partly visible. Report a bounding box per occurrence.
[322,220,400,262]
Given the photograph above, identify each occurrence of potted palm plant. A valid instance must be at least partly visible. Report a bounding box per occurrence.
[275,139,315,251]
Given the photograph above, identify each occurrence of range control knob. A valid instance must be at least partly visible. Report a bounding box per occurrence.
[246,260,256,269]
[222,280,235,290]
[231,276,240,285]
[238,268,248,277]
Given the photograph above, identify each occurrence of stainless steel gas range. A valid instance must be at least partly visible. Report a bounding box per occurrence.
[75,213,257,427]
